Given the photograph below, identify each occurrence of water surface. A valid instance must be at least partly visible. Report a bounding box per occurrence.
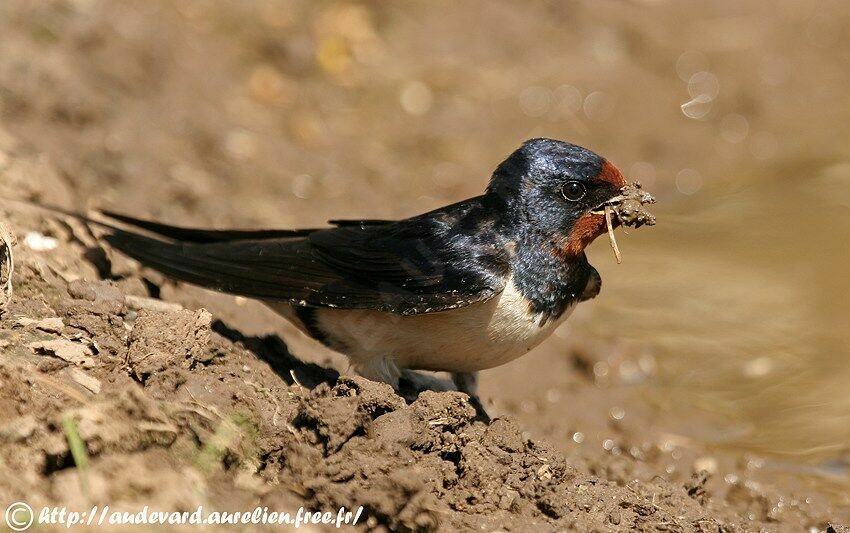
[583,162,850,471]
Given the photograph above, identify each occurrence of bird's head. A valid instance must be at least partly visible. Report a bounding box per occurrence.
[487,138,628,256]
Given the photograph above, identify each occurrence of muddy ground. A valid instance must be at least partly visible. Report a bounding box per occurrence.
[1,1,849,531]
[0,184,842,532]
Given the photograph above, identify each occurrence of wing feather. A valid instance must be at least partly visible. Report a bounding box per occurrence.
[100,200,507,314]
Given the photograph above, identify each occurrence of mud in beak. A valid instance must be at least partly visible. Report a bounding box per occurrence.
[591,182,657,263]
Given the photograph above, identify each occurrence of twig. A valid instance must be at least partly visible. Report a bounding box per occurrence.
[0,221,14,311]
[604,205,622,264]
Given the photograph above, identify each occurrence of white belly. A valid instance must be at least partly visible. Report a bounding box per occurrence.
[268,279,574,375]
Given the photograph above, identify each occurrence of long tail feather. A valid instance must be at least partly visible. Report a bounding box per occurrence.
[100,210,315,243]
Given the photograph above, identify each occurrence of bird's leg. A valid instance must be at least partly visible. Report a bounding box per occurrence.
[349,356,402,389]
[352,361,491,423]
[452,372,490,423]
[451,371,479,396]
[399,369,456,392]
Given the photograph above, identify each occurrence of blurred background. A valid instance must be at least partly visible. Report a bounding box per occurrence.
[1,0,849,503]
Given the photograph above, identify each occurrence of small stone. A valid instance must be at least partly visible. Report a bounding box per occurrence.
[23,231,58,251]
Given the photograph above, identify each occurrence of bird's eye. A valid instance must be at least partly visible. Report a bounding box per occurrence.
[561,181,586,201]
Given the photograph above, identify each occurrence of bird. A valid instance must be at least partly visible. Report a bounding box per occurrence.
[25,138,650,407]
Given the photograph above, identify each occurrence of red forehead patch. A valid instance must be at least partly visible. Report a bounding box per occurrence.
[598,160,627,188]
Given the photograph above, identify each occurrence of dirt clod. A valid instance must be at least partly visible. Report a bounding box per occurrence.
[127,308,213,383]
[29,339,95,368]
[15,316,65,333]
[612,182,657,228]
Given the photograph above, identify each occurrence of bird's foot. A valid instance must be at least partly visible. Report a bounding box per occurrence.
[452,371,490,423]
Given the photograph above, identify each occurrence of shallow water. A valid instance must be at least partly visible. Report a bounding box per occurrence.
[582,162,850,470]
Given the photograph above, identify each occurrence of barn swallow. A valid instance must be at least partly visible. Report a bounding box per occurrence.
[27,138,655,404]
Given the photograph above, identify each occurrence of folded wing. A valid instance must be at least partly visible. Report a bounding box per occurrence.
[100,202,508,315]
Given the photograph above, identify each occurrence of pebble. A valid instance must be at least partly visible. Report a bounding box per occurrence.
[23,231,58,251]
